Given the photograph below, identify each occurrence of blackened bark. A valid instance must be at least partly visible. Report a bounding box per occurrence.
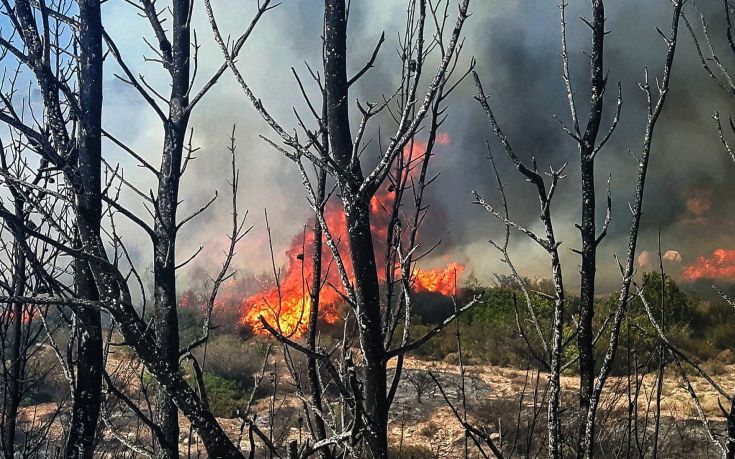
[12,1,71,152]
[101,298,243,458]
[2,199,26,459]
[152,1,192,456]
[324,1,388,455]
[577,157,596,455]
[727,401,735,459]
[153,159,184,459]
[65,1,104,456]
[343,201,388,457]
[324,0,354,176]
[153,236,181,459]
[66,247,103,459]
[577,2,605,457]
[307,168,331,458]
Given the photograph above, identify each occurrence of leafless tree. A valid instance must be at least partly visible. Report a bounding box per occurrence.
[684,3,735,456]
[0,1,265,457]
[204,0,476,456]
[0,0,106,454]
[405,370,434,403]
[684,0,735,166]
[100,1,272,456]
[0,138,68,458]
[471,0,683,457]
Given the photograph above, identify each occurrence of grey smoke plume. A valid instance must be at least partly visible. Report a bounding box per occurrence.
[100,0,735,293]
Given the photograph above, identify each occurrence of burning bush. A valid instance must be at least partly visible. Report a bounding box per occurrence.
[239,139,465,338]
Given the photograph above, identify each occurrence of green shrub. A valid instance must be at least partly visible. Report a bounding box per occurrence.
[409,274,735,376]
[195,334,261,390]
[202,372,251,418]
[388,443,437,458]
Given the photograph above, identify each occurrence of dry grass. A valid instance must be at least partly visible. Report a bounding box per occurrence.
[17,354,735,457]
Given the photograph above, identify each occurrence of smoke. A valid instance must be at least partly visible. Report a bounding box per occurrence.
[99,0,735,293]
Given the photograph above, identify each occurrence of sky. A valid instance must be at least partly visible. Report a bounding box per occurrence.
[5,0,735,294]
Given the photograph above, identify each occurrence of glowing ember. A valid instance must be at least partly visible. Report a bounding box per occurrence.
[242,134,465,337]
[11,306,36,324]
[682,249,735,282]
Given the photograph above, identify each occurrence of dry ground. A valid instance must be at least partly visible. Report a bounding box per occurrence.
[17,354,735,457]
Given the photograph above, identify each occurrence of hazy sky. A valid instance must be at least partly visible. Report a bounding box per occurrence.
[9,0,734,293]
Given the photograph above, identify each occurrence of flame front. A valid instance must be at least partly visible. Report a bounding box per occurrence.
[243,288,313,337]
[683,248,735,282]
[413,263,465,296]
[242,135,465,337]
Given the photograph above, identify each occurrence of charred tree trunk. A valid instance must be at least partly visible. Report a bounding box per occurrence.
[343,201,388,456]
[152,1,192,456]
[577,155,596,448]
[307,167,331,458]
[727,400,735,459]
[153,206,181,459]
[324,0,388,455]
[66,248,103,459]
[576,2,605,457]
[65,1,104,456]
[577,155,597,458]
[152,133,185,459]
[2,198,26,459]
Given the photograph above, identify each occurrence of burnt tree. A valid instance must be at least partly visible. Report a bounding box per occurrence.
[472,1,683,457]
[102,1,273,455]
[205,0,474,456]
[66,0,105,455]
[685,2,735,455]
[0,0,264,456]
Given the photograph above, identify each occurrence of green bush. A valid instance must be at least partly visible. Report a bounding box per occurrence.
[21,348,68,405]
[178,306,204,348]
[388,444,437,458]
[409,273,735,374]
[409,285,559,368]
[194,334,261,390]
[202,372,251,418]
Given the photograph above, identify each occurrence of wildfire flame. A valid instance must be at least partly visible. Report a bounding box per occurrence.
[413,263,465,295]
[682,249,735,282]
[1,304,39,324]
[242,135,465,337]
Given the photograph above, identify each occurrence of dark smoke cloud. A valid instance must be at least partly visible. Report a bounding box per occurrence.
[101,0,735,293]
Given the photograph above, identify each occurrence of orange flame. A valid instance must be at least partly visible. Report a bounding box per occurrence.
[242,135,465,337]
[682,249,735,282]
[2,304,38,324]
[413,263,465,296]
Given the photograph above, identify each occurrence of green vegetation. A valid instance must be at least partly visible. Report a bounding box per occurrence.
[171,273,735,421]
[388,444,437,458]
[201,372,251,418]
[410,273,735,372]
